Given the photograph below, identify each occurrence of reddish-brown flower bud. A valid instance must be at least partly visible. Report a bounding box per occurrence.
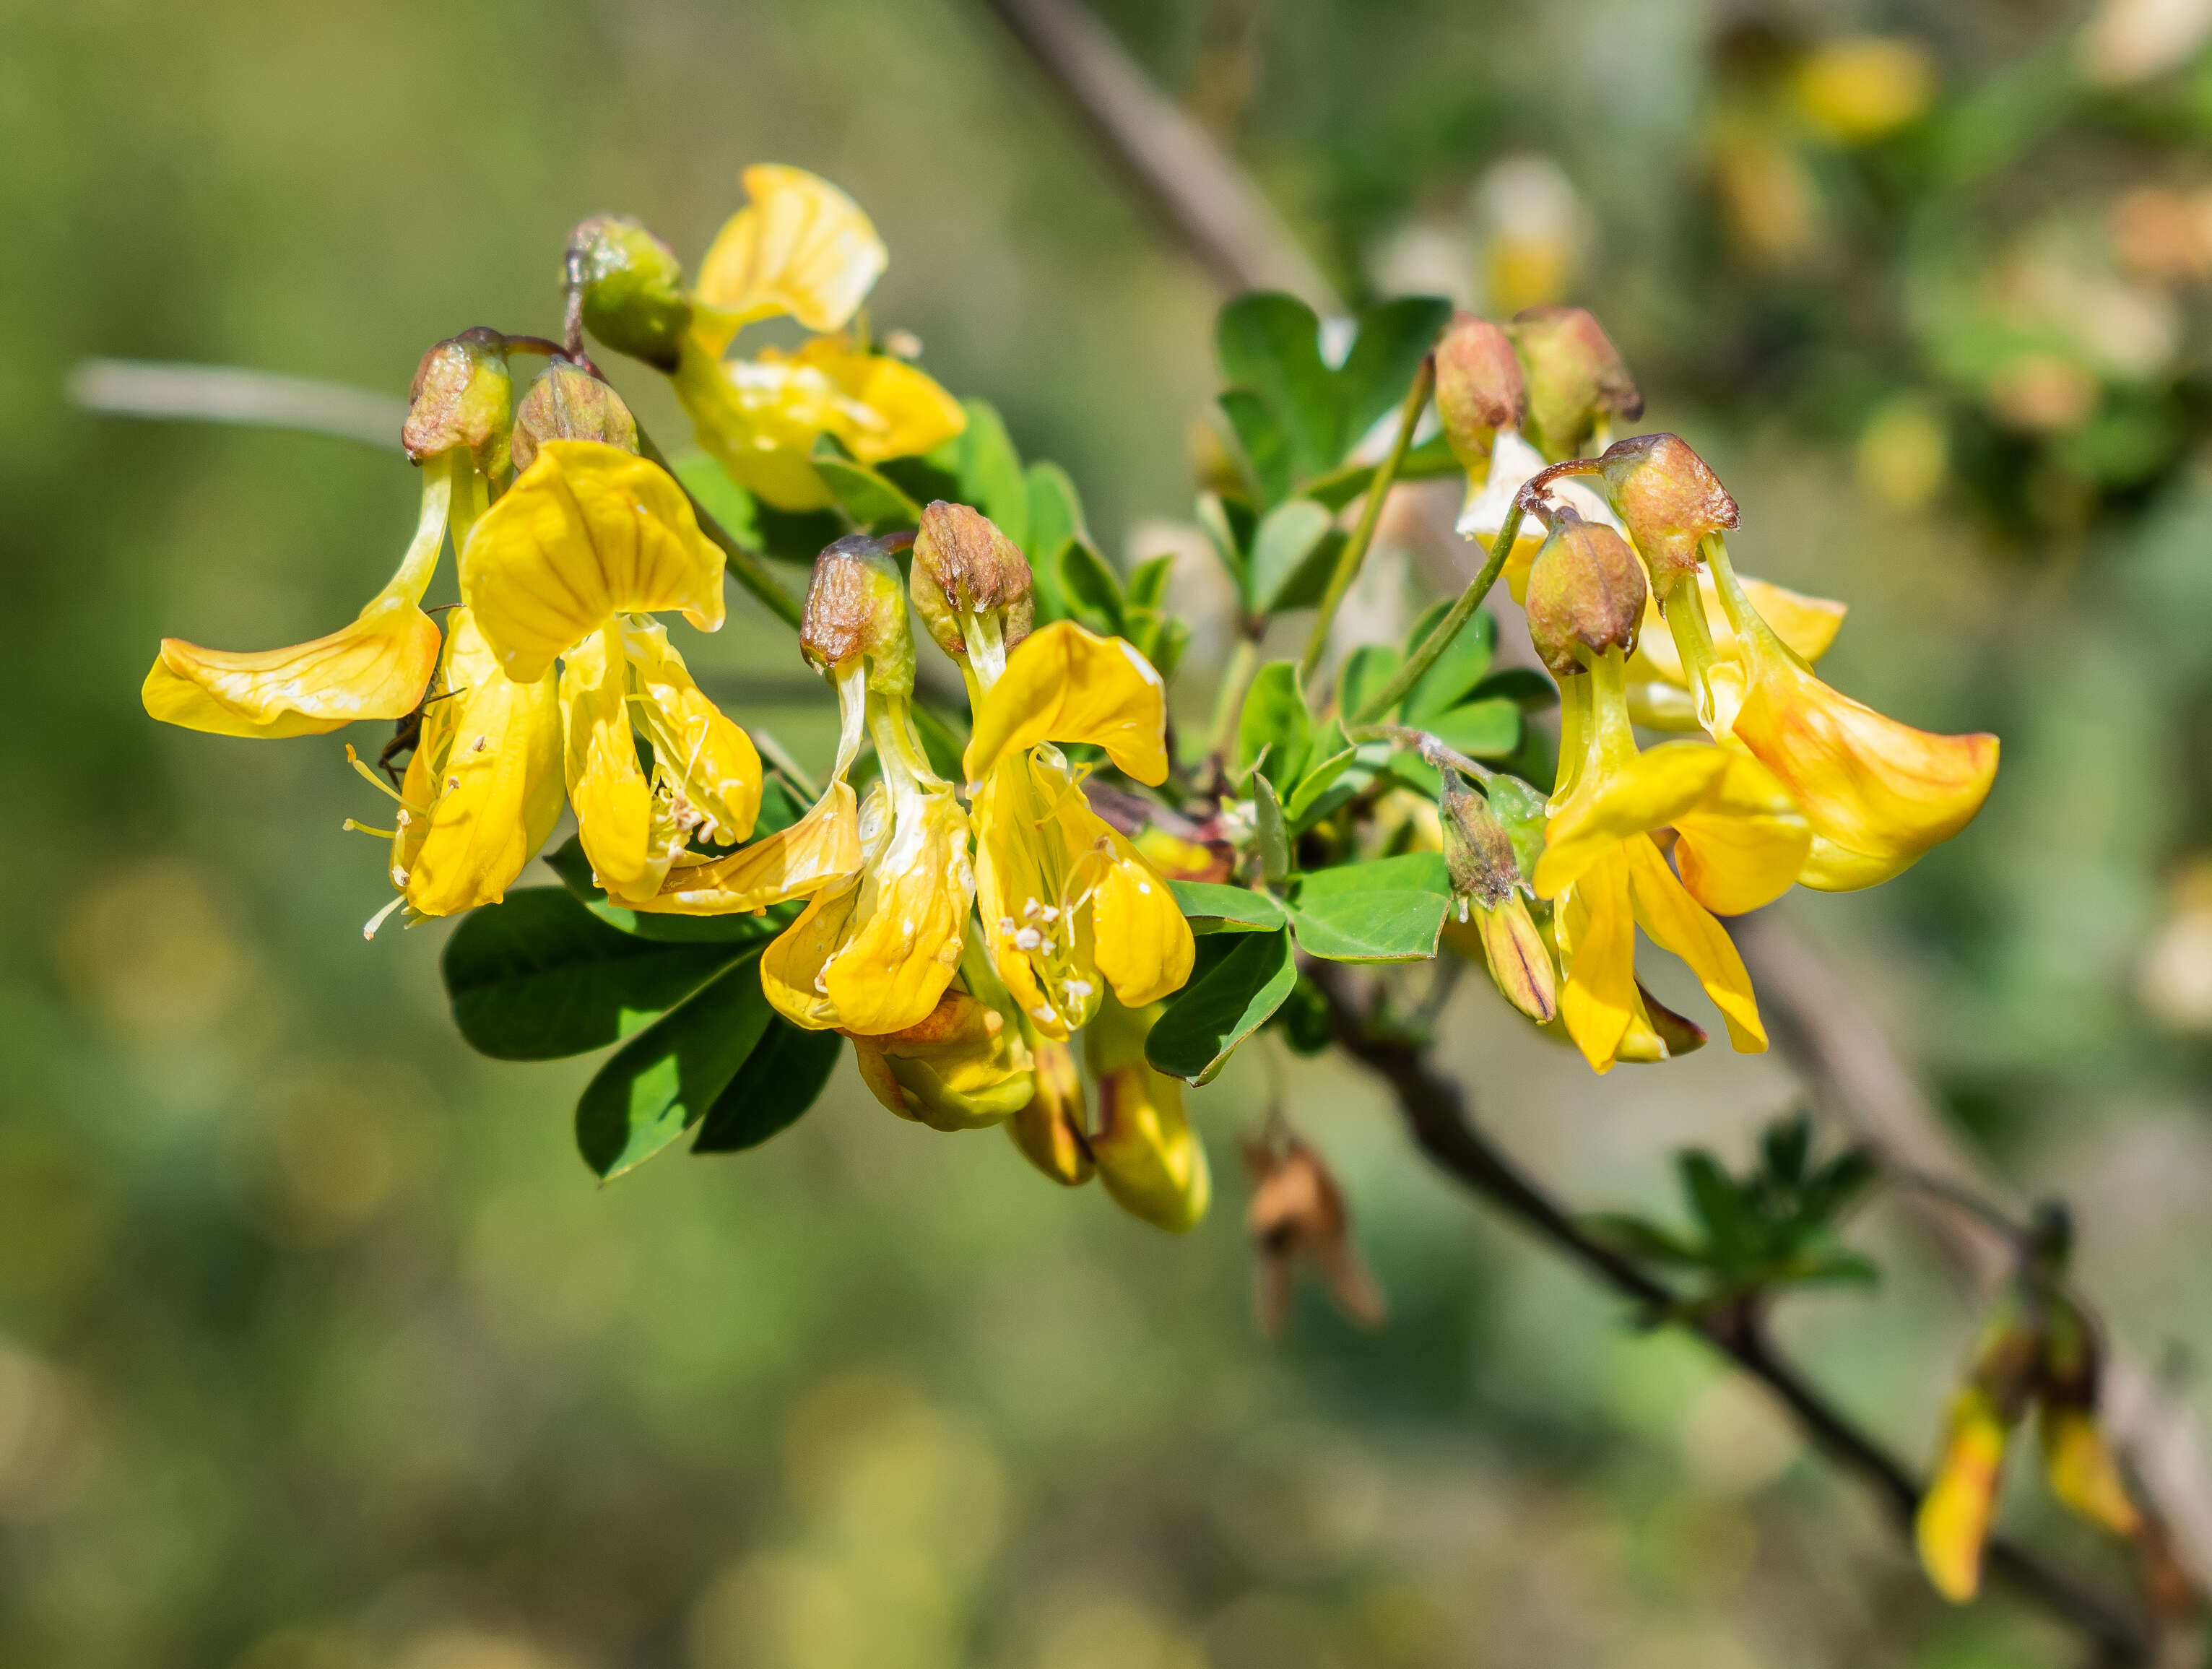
[1596,433,1740,595]
[909,500,1034,664]
[508,362,638,474]
[1510,306,1642,461]
[1522,506,1647,675]
[1434,313,1527,474]
[402,327,513,476]
[800,534,916,693]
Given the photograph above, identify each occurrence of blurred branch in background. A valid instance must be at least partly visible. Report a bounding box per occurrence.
[981,0,2212,1652]
[66,358,406,450]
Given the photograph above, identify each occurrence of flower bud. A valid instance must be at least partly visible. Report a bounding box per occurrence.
[1007,1037,1093,1186]
[509,363,638,475]
[1595,433,1740,597]
[1434,313,1527,475]
[909,500,1035,663]
[1439,771,1522,911]
[1509,306,1642,461]
[1522,506,1647,675]
[567,215,692,372]
[402,327,513,476]
[800,534,916,695]
[849,989,1034,1132]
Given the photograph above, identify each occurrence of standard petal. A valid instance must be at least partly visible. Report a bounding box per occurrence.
[460,441,727,682]
[621,617,763,846]
[402,610,563,917]
[963,621,1170,785]
[1728,632,1998,887]
[1556,846,1639,1073]
[1623,836,1765,1052]
[693,164,888,344]
[1536,742,1732,899]
[1670,750,1812,916]
[640,781,862,916]
[804,342,969,464]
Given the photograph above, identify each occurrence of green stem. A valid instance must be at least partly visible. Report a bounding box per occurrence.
[1350,500,1527,727]
[635,426,804,631]
[1297,356,1436,684]
[1205,632,1261,768]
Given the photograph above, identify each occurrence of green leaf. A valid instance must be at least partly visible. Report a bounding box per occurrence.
[1483,775,1548,883]
[1761,1116,1812,1187]
[1169,881,1288,934]
[1336,644,1402,720]
[1268,976,1334,1054]
[1216,390,1295,506]
[1234,660,1311,789]
[753,502,849,567]
[1582,1212,1707,1266]
[1252,773,1290,885]
[543,835,776,942]
[575,953,773,1179]
[1145,615,1192,682]
[443,888,750,1061]
[692,1017,843,1153]
[1127,553,1174,614]
[1423,697,1521,760]
[1285,745,1357,828]
[1196,492,1254,588]
[1402,602,1498,721]
[1024,463,1085,623]
[1288,853,1450,963]
[1468,667,1559,711]
[1337,295,1453,443]
[1057,538,1126,638]
[940,399,1029,547]
[1680,1152,1757,1262]
[1305,433,1461,511]
[1217,292,1337,480]
[1246,498,1336,615]
[812,454,923,529]
[1146,927,1298,1084]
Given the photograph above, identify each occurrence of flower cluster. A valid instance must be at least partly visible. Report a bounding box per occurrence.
[1433,309,2000,1072]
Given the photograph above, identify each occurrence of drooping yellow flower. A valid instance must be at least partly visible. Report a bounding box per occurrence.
[911,503,1194,1041]
[1086,994,1210,1232]
[691,163,888,349]
[350,607,563,934]
[849,936,1036,1131]
[1918,1387,2011,1604]
[1007,1034,1095,1186]
[143,331,513,742]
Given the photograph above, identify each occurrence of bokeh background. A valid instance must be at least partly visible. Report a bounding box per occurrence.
[8,0,2212,1663]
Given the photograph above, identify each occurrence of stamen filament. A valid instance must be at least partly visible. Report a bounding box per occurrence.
[342,818,397,839]
[345,745,432,814]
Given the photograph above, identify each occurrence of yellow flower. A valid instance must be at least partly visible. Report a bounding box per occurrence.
[144,332,512,740]
[349,607,563,934]
[1085,995,1210,1232]
[849,935,1036,1131]
[691,164,888,348]
[1007,1035,1095,1186]
[1917,1387,2009,1603]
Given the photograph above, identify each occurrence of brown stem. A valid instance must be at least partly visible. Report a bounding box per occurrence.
[1308,963,2148,1665]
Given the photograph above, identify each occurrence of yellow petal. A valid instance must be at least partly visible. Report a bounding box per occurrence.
[459,441,726,683]
[1670,749,1812,916]
[1629,573,1847,688]
[144,459,451,738]
[1729,631,1998,888]
[560,628,667,906]
[1473,893,1558,1022]
[963,621,1170,786]
[1008,1038,1094,1185]
[693,164,887,347]
[761,875,862,1029]
[797,338,968,465]
[1093,825,1196,1009]
[1536,742,1732,899]
[846,988,1035,1132]
[818,785,974,1035]
[640,781,862,916]
[620,617,763,847]
[1085,1000,1210,1233]
[1917,1391,2008,1603]
[2041,1408,2142,1538]
[1623,835,1766,1052]
[973,755,1096,1039]
[1556,846,1639,1073]
[1498,527,1545,605]
[400,610,563,917]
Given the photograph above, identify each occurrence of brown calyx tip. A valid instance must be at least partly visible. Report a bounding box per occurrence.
[1435,313,1527,459]
[1521,508,1649,676]
[800,533,908,672]
[402,327,513,469]
[508,361,637,474]
[911,500,1035,659]
[1597,433,1739,588]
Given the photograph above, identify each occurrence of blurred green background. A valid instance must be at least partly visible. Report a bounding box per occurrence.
[7,0,2212,1663]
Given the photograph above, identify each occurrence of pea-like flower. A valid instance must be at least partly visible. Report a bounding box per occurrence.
[142,329,513,738]
[911,500,1195,1040]
[1085,995,1210,1232]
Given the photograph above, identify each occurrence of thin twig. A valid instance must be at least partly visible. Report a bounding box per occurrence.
[1308,963,2148,1665]
[1298,355,1435,683]
[68,359,407,451]
[977,0,1340,311]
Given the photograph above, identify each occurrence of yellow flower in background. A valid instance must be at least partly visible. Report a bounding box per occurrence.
[1085,995,1209,1232]
[1918,1387,2011,1603]
[350,607,562,935]
[691,163,888,348]
[1791,37,1937,145]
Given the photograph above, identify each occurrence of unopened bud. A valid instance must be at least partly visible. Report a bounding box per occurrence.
[1439,771,1523,911]
[1434,313,1527,474]
[1596,433,1740,595]
[1008,1038,1093,1186]
[909,500,1035,662]
[800,534,916,694]
[510,362,638,474]
[402,327,513,475]
[849,990,1034,1132]
[1510,306,1642,461]
[1522,506,1647,675]
[567,215,692,372]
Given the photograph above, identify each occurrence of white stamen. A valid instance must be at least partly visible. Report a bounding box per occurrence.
[472,735,490,753]
[1014,927,1042,951]
[1032,1004,1057,1023]
[1064,979,1093,1000]
[446,776,461,792]
[363,896,407,940]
